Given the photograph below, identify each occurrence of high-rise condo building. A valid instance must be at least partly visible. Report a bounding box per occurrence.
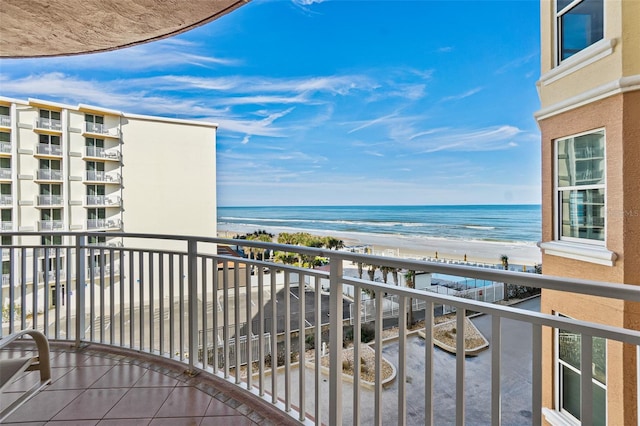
[1,96,217,302]
[536,0,640,424]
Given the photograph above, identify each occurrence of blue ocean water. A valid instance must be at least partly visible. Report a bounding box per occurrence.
[217,205,541,244]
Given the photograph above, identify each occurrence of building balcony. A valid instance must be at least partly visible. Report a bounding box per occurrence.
[35,169,63,181]
[85,195,121,207]
[34,118,62,132]
[35,143,62,157]
[0,221,12,231]
[0,141,11,155]
[1,232,639,425]
[0,114,10,128]
[36,194,63,207]
[85,171,121,184]
[87,218,122,230]
[84,146,121,161]
[38,220,64,231]
[0,167,11,180]
[0,194,12,206]
[83,122,120,138]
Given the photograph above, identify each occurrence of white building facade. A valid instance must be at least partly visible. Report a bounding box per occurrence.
[1,96,217,308]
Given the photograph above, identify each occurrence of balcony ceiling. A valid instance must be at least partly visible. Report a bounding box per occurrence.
[0,0,249,58]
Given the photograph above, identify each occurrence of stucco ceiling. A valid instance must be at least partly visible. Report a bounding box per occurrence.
[0,0,249,58]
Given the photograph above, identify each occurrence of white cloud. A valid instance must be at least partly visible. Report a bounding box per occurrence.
[441,87,483,102]
[416,125,524,153]
[0,38,240,72]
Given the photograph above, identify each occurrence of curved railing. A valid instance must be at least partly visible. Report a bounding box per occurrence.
[2,232,640,425]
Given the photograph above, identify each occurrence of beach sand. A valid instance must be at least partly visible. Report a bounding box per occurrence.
[217,227,542,267]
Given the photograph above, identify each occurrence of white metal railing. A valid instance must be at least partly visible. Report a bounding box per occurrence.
[84,146,121,160]
[1,232,639,426]
[37,194,63,206]
[85,195,121,206]
[84,122,120,137]
[0,168,10,179]
[0,194,12,205]
[0,221,12,231]
[38,220,63,231]
[35,118,62,131]
[0,141,11,153]
[36,169,63,181]
[87,218,122,230]
[0,114,10,127]
[85,171,121,183]
[36,143,62,156]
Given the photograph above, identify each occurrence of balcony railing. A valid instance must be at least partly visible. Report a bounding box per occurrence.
[85,195,121,206]
[85,171,121,184]
[35,118,62,131]
[0,114,10,127]
[36,169,63,181]
[35,143,62,156]
[0,194,12,206]
[37,194,63,206]
[0,141,11,154]
[84,122,120,138]
[84,146,121,161]
[0,167,11,179]
[1,232,639,425]
[0,221,12,231]
[87,218,122,230]
[38,220,64,231]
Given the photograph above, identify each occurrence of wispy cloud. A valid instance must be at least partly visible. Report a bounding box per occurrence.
[495,52,538,74]
[0,38,240,72]
[441,87,483,102]
[437,46,454,53]
[416,125,524,153]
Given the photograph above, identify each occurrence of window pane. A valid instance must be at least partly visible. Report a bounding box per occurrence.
[593,336,606,385]
[557,131,604,187]
[560,0,603,60]
[0,132,9,142]
[560,189,605,240]
[593,382,606,426]
[557,0,573,12]
[561,365,581,419]
[559,329,581,369]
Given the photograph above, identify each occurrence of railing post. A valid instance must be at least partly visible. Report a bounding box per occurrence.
[75,234,86,347]
[329,255,343,426]
[187,238,198,372]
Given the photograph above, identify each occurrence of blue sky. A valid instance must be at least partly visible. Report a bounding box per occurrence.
[0,0,542,207]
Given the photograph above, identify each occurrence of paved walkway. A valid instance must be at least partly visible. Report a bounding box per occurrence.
[267,297,540,425]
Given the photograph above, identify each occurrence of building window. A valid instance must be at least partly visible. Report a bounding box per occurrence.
[85,114,104,133]
[41,235,62,246]
[557,0,604,62]
[556,130,605,243]
[557,320,607,424]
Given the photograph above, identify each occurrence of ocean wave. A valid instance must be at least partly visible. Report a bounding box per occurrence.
[464,225,496,230]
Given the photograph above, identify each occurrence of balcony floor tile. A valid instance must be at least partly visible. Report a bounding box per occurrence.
[1,344,301,426]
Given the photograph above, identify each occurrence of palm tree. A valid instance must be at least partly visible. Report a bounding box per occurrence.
[367,264,377,281]
[500,254,509,270]
[380,266,393,283]
[404,270,415,327]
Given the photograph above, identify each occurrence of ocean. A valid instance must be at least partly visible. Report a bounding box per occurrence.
[217,205,541,245]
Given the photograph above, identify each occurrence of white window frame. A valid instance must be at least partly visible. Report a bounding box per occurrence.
[555,0,605,66]
[554,313,607,425]
[554,128,606,246]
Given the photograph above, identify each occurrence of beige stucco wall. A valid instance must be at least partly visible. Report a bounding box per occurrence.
[622,0,640,76]
[539,89,640,425]
[120,115,217,239]
[538,0,640,107]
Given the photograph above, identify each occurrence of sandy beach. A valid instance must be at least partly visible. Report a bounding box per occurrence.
[217,226,542,267]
